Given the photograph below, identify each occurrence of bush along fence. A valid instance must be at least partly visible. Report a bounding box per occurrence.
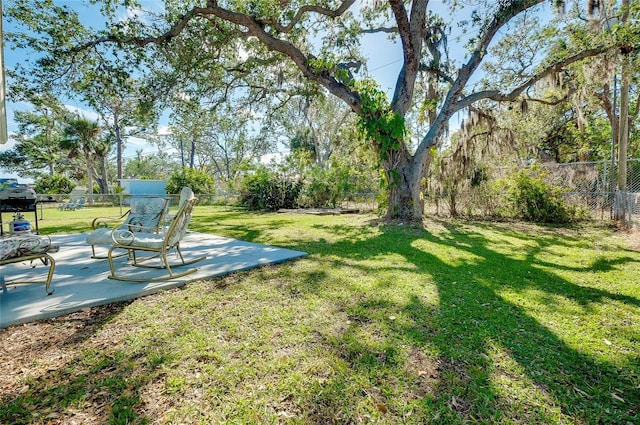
[425,159,640,228]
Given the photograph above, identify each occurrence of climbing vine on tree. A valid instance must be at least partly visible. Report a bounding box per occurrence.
[353,80,407,192]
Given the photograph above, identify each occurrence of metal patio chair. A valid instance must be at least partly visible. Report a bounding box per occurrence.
[86,196,170,259]
[106,196,205,282]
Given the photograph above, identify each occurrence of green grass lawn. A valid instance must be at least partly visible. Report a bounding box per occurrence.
[2,206,639,424]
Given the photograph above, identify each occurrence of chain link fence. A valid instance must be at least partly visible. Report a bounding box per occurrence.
[616,191,640,229]
[543,159,640,227]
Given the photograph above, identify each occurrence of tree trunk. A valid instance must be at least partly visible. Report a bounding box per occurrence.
[85,154,94,197]
[114,111,123,185]
[383,147,431,221]
[98,157,109,194]
[190,138,196,169]
[617,65,630,193]
[615,0,631,221]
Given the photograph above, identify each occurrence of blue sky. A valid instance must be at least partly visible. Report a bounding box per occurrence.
[0,1,436,144]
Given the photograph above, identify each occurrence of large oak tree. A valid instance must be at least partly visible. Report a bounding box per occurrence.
[6,0,636,219]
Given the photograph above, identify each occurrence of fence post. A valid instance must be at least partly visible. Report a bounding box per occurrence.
[615,190,628,225]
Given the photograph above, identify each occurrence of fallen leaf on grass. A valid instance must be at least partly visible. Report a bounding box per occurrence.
[612,393,625,403]
[571,385,590,398]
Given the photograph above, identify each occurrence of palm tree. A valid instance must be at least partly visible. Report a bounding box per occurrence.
[61,117,102,198]
[93,137,112,194]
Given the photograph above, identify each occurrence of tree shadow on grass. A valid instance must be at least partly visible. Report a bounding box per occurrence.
[299,221,640,423]
[5,216,637,424]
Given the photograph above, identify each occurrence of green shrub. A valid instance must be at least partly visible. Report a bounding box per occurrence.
[499,165,576,224]
[167,168,215,195]
[239,166,302,211]
[34,175,75,194]
[298,165,351,208]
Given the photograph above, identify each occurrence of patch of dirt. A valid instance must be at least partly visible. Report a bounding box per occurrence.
[0,302,130,422]
[619,229,640,251]
[277,207,360,215]
[406,347,440,398]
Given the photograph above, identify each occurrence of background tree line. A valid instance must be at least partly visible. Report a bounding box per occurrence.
[0,0,638,221]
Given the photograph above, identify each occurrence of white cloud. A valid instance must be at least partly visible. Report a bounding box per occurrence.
[174,92,191,102]
[237,38,258,61]
[117,1,165,25]
[238,45,250,61]
[158,125,172,136]
[64,104,100,122]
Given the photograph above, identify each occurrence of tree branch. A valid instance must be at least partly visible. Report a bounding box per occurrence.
[418,63,454,85]
[389,0,428,116]
[261,0,357,33]
[361,27,399,34]
[454,47,608,112]
[525,87,576,106]
[70,2,362,114]
[415,0,550,160]
[71,7,205,51]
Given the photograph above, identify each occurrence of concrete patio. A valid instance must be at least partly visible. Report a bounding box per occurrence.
[0,232,307,329]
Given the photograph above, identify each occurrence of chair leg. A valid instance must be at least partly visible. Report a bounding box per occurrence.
[107,246,131,279]
[90,244,102,259]
[132,244,206,269]
[91,244,129,260]
[42,254,55,295]
[107,247,204,282]
[0,254,55,295]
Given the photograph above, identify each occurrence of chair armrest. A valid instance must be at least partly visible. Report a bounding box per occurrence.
[91,210,131,230]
